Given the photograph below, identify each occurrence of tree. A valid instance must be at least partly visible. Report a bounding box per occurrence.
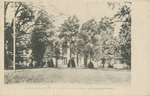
[59,15,80,59]
[92,17,115,68]
[4,1,35,69]
[79,19,98,67]
[53,40,61,68]
[119,23,131,68]
[4,22,13,69]
[113,3,131,68]
[31,8,54,67]
[44,32,61,68]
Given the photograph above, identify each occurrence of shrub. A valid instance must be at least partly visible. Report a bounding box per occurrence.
[88,61,94,68]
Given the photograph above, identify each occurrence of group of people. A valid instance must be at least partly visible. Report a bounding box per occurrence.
[29,58,77,68]
[43,59,54,68]
[29,59,54,68]
[45,57,77,68]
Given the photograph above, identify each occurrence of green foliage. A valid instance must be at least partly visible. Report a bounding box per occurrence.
[5,22,13,53]
[119,22,131,67]
[92,17,115,62]
[4,1,131,69]
[4,22,13,68]
[15,2,35,32]
[114,5,131,23]
[79,19,98,65]
[59,15,80,57]
[4,2,35,69]
[60,15,80,37]
[35,9,54,30]
[116,4,131,67]
[15,2,35,65]
[106,2,131,68]
[31,8,55,67]
[31,31,46,66]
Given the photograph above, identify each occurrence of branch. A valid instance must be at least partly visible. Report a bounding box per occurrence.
[15,3,23,17]
[25,23,46,32]
[17,19,30,32]
[11,19,14,28]
[25,24,36,32]
[4,2,11,15]
[112,20,128,23]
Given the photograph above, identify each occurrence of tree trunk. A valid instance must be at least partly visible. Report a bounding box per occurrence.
[76,53,78,66]
[84,54,88,67]
[102,58,105,68]
[89,48,92,62]
[36,59,41,67]
[89,53,91,62]
[69,42,71,58]
[103,63,105,68]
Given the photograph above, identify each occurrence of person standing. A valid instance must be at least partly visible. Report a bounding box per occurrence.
[68,57,76,68]
[48,59,54,67]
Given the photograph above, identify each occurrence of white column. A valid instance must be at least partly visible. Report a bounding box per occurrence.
[13,1,16,70]
[67,42,70,61]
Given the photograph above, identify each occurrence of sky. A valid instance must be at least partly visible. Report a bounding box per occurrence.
[31,0,125,36]
[6,0,129,36]
[32,0,119,25]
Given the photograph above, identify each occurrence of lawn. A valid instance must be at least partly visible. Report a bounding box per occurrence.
[4,68,131,86]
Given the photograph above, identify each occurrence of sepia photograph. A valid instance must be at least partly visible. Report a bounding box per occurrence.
[4,0,131,86]
[1,0,150,96]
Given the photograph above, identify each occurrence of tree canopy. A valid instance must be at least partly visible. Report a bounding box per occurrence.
[4,1,131,69]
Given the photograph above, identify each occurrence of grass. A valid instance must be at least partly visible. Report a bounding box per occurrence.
[4,68,131,86]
